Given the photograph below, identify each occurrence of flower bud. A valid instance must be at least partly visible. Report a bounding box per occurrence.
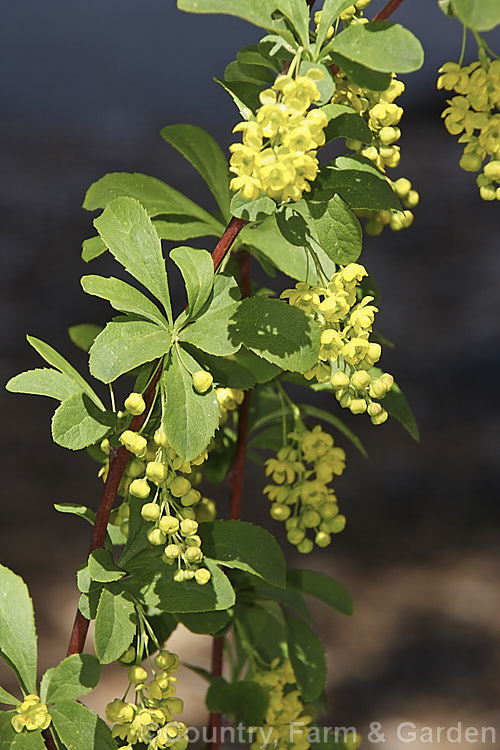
[148,528,167,546]
[106,699,135,723]
[287,528,305,545]
[369,379,388,399]
[146,461,168,484]
[170,477,192,498]
[350,398,367,415]
[173,570,186,582]
[321,502,339,519]
[330,514,347,533]
[331,371,350,389]
[350,370,371,390]
[195,568,212,585]
[297,538,314,554]
[127,458,146,478]
[155,650,179,671]
[192,370,214,394]
[484,160,500,181]
[371,409,389,425]
[128,665,148,684]
[129,478,151,499]
[164,544,181,559]
[181,488,202,507]
[119,646,136,664]
[141,502,161,522]
[159,515,180,534]
[315,531,332,548]
[185,546,203,563]
[270,503,291,521]
[180,519,198,537]
[154,427,168,447]
[302,510,321,528]
[124,392,146,416]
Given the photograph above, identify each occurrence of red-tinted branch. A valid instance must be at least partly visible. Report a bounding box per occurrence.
[66,365,163,657]
[41,729,58,750]
[207,636,225,747]
[372,0,406,20]
[212,217,248,270]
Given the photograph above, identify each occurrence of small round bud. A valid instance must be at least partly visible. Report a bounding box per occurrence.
[185,546,203,563]
[141,502,161,522]
[480,185,496,201]
[321,502,339,520]
[331,371,350,389]
[148,528,167,546]
[369,379,388,399]
[180,519,198,537]
[196,498,217,522]
[170,477,192,498]
[159,516,180,534]
[404,189,420,209]
[371,409,389,425]
[350,370,371,390]
[124,392,146,416]
[195,568,212,585]
[330,514,347,533]
[155,650,179,671]
[192,370,214,394]
[128,665,148,684]
[270,503,291,521]
[173,570,186,582]
[181,489,202,507]
[164,544,181,559]
[100,439,110,455]
[367,402,383,417]
[106,699,135,724]
[393,177,411,198]
[129,478,151,499]
[460,152,483,172]
[297,538,314,554]
[287,528,305,545]
[119,646,136,664]
[315,531,332,548]
[146,461,168,484]
[350,398,367,415]
[302,510,321,528]
[184,570,195,580]
[127,458,146,478]
[154,427,168,447]
[484,160,500,181]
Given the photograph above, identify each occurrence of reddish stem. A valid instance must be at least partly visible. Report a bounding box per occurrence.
[41,729,58,750]
[212,217,248,270]
[207,636,224,747]
[66,365,163,657]
[372,0,406,20]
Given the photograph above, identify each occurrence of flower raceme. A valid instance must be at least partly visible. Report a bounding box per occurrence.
[438,59,500,200]
[229,70,328,203]
[281,263,394,424]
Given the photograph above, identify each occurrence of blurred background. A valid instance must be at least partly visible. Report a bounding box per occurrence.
[1,1,500,747]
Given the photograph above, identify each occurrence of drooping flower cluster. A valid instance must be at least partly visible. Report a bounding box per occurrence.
[331,73,418,234]
[229,70,328,203]
[251,659,314,750]
[106,650,188,750]
[11,695,51,734]
[281,264,394,424]
[264,424,346,553]
[439,59,500,200]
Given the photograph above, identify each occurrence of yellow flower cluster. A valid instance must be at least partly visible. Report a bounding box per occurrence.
[264,424,346,553]
[217,386,245,423]
[106,651,188,750]
[439,59,500,200]
[11,695,51,733]
[332,72,418,233]
[281,264,394,423]
[251,659,314,750]
[229,71,328,203]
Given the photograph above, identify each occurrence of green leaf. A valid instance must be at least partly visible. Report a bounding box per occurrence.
[178,610,230,635]
[285,614,326,701]
[182,347,255,389]
[53,503,118,549]
[153,214,224,241]
[277,0,311,47]
[51,393,114,450]
[370,368,419,440]
[125,552,235,612]
[322,103,372,144]
[250,580,312,621]
[287,569,353,616]
[5,369,82,402]
[11,731,47,750]
[94,589,136,664]
[89,316,171,384]
[50,700,116,750]
[93,197,172,321]
[203,426,237,484]
[177,0,289,33]
[25,336,103,408]
[199,520,286,587]
[225,60,274,86]
[81,275,168,327]
[234,602,287,663]
[0,712,17,748]
[0,565,37,693]
[216,78,261,119]
[329,53,392,91]
[84,172,222,232]
[230,191,276,222]
[162,347,220,461]
[0,685,19,705]
[206,679,269,725]
[309,195,362,265]
[179,275,241,356]
[40,654,101,704]
[452,0,500,29]
[310,155,400,210]
[161,124,231,220]
[228,297,320,372]
[328,21,424,73]
[314,0,354,52]
[170,247,214,320]
[234,347,282,383]
[82,235,106,263]
[88,549,125,583]
[68,324,102,352]
[241,215,335,284]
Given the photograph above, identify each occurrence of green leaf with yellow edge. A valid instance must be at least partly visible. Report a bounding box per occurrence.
[94,197,172,322]
[328,21,424,73]
[228,296,320,372]
[161,124,231,221]
[199,520,286,587]
[162,347,220,462]
[89,316,172,384]
[82,235,106,263]
[0,565,37,694]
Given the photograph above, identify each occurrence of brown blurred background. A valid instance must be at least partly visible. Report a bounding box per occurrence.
[1,1,500,747]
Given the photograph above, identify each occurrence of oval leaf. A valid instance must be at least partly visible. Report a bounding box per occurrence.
[40,654,101,704]
[0,565,37,693]
[94,589,136,664]
[329,21,424,73]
